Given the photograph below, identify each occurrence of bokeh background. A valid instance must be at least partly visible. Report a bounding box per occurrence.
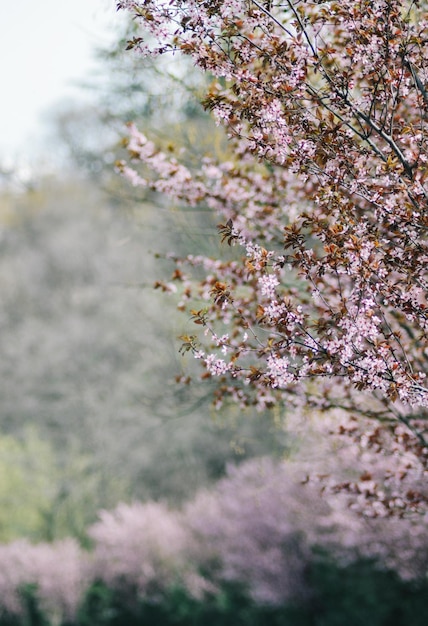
[0,2,427,625]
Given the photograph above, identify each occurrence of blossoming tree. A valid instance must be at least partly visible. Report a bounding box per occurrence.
[116,0,428,511]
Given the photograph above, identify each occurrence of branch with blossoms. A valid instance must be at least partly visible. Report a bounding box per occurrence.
[116,1,428,483]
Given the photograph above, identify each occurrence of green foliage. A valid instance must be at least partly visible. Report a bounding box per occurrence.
[0,430,55,541]
[0,584,49,626]
[0,428,125,543]
[78,582,290,626]
[16,585,50,626]
[309,558,428,626]
[48,561,428,626]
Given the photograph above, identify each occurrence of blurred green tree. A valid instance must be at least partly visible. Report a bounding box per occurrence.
[0,430,54,541]
[0,178,287,535]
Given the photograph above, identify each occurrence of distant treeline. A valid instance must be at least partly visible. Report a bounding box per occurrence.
[0,458,427,626]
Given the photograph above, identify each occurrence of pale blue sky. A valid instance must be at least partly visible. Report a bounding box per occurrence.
[0,0,122,162]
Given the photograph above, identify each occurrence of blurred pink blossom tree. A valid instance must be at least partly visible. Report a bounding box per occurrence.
[88,501,209,600]
[184,457,428,604]
[0,458,426,614]
[0,539,88,622]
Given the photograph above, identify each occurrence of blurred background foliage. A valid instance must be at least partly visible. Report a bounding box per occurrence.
[0,175,287,540]
[0,15,287,543]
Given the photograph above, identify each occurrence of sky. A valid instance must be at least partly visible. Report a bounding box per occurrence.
[0,0,123,165]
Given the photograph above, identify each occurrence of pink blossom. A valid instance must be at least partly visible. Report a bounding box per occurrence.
[0,539,88,620]
[88,501,203,598]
